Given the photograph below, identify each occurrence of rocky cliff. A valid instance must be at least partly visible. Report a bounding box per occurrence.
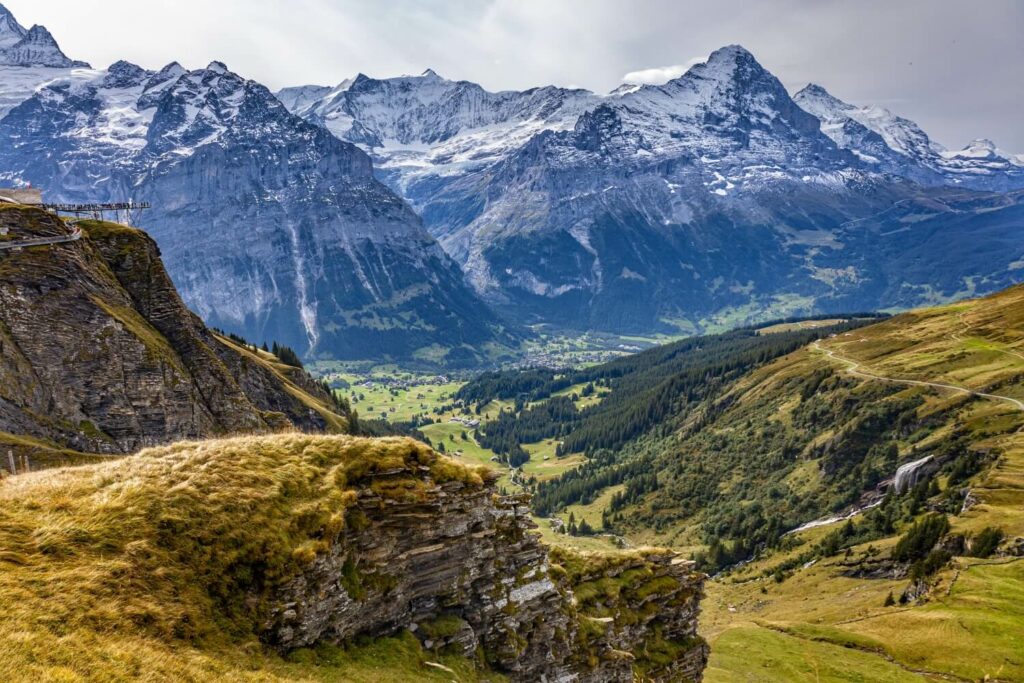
[0,204,347,468]
[266,480,707,682]
[0,433,707,682]
[0,3,87,68]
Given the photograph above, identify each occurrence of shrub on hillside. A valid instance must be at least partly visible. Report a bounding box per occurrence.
[272,342,304,368]
[968,526,1004,558]
[909,549,951,581]
[893,514,949,562]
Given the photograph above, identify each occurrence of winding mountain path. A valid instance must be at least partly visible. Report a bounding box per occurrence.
[812,340,1024,412]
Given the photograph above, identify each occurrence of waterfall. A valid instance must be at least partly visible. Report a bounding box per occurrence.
[284,221,319,351]
[893,454,934,494]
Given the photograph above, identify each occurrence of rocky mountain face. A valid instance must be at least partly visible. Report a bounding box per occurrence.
[0,5,513,365]
[280,69,595,208]
[0,204,347,467]
[267,474,708,681]
[2,0,1021,341]
[284,46,1024,333]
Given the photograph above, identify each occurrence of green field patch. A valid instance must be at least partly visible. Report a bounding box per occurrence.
[705,624,925,682]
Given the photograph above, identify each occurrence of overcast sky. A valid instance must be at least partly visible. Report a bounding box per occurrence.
[8,0,1023,151]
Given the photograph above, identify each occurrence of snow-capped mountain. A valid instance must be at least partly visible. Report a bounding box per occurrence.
[0,4,87,68]
[794,83,1024,190]
[0,3,91,117]
[2,0,1021,343]
[282,45,1024,332]
[280,68,597,215]
[0,5,513,364]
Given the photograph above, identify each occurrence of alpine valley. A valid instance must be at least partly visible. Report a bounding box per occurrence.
[2,2,1024,683]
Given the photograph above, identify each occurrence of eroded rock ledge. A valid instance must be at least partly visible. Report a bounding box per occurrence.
[265,468,708,682]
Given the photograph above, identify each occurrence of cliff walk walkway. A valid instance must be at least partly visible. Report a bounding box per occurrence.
[0,198,150,252]
[0,223,83,251]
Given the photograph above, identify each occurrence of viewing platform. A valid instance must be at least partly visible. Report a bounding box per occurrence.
[42,201,152,223]
[0,188,150,252]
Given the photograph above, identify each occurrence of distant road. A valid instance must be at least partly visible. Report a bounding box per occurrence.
[813,340,1024,412]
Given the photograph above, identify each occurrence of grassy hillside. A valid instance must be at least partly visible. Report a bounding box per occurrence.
[474,285,1024,680]
[0,434,499,682]
[700,286,1024,682]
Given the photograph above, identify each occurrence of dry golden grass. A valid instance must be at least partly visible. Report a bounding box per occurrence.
[0,434,494,682]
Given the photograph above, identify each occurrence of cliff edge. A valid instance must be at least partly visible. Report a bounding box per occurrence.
[0,204,347,468]
[0,434,707,681]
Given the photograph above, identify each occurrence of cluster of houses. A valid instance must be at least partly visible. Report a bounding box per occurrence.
[512,348,626,371]
[319,372,452,392]
[360,374,450,391]
[447,416,480,429]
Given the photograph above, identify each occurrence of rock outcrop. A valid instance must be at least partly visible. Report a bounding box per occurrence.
[0,204,347,467]
[264,460,708,682]
[0,433,707,680]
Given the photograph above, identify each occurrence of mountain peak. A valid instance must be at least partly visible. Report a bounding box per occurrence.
[676,43,775,92]
[695,44,763,76]
[157,61,185,77]
[795,83,843,103]
[793,83,855,118]
[946,138,1001,160]
[966,138,997,150]
[0,1,26,49]
[0,22,89,68]
[103,59,149,88]
[206,60,229,74]
[707,43,756,63]
[421,68,441,78]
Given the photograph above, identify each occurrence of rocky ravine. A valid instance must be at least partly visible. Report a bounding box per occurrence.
[0,204,346,466]
[262,447,708,682]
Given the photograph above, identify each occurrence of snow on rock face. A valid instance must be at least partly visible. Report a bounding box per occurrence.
[0,3,25,49]
[794,83,1024,190]
[0,64,89,119]
[277,70,597,198]
[0,57,511,361]
[276,84,332,112]
[0,24,86,68]
[280,44,1024,334]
